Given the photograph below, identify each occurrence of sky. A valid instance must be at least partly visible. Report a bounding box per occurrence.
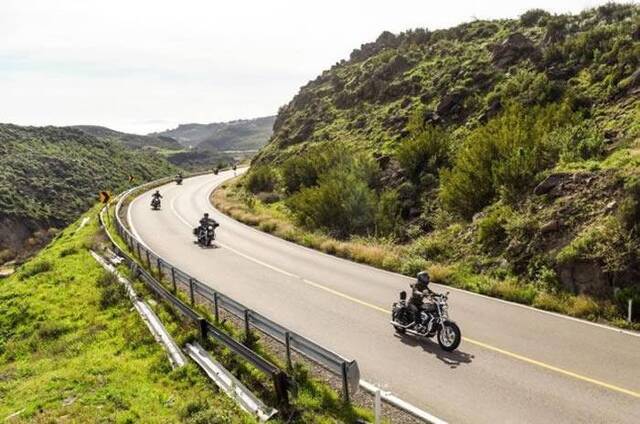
[0,0,624,134]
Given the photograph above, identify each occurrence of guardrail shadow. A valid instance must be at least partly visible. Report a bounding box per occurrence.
[394,333,474,369]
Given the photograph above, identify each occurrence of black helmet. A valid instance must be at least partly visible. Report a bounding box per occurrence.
[204,213,209,218]
[417,271,430,285]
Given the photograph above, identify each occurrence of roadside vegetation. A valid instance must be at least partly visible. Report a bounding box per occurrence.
[0,207,250,423]
[218,4,640,329]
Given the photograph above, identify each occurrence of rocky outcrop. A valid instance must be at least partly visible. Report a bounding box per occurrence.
[490,33,540,68]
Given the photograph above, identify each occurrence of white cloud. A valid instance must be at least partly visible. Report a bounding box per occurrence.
[0,0,618,133]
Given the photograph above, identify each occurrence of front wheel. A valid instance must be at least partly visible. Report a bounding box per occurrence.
[437,321,461,351]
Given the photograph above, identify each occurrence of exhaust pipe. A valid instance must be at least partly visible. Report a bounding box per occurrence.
[390,320,415,329]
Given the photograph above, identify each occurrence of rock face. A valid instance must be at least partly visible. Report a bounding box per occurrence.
[558,261,610,296]
[490,33,540,68]
[533,173,573,195]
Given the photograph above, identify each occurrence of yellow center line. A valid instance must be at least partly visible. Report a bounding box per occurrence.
[300,276,640,399]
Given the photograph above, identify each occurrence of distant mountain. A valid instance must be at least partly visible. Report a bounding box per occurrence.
[0,124,177,263]
[155,116,275,152]
[72,125,182,150]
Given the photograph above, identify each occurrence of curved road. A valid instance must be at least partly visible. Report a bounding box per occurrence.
[129,171,640,423]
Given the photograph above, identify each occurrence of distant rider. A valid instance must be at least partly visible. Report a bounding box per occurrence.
[152,190,163,200]
[409,271,435,324]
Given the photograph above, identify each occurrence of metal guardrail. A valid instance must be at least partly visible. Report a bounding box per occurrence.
[99,206,290,407]
[108,175,360,402]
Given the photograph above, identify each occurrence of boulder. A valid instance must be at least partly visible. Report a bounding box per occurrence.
[533,173,572,195]
[540,219,561,233]
[437,90,467,119]
[490,33,540,68]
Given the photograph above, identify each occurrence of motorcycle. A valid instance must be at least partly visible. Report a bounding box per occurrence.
[151,197,161,210]
[391,290,461,352]
[176,176,183,185]
[193,223,218,246]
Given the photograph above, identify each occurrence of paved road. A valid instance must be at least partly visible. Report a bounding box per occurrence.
[129,171,640,423]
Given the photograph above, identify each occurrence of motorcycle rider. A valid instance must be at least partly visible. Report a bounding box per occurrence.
[409,271,435,325]
[199,212,219,231]
[152,190,163,201]
[176,173,183,183]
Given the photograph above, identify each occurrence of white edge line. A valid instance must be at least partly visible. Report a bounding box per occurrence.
[202,175,640,339]
[360,379,448,424]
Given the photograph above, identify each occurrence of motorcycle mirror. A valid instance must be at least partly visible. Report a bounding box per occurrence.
[399,290,407,300]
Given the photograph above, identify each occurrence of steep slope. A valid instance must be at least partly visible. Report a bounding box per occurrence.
[256,4,640,163]
[0,124,177,263]
[72,125,182,150]
[157,116,275,151]
[230,4,640,322]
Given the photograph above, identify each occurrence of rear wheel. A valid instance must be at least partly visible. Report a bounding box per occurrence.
[437,321,461,351]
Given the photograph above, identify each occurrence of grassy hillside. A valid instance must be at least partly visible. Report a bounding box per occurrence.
[0,124,177,263]
[228,4,640,324]
[73,125,182,150]
[0,208,251,423]
[157,116,275,152]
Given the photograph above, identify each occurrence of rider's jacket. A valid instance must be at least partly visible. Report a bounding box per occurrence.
[199,217,218,228]
[152,192,163,199]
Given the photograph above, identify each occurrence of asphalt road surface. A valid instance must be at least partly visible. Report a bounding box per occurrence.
[129,171,640,423]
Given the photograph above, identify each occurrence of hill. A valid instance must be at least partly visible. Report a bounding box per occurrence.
[229,4,640,323]
[72,125,182,150]
[0,124,176,263]
[157,116,275,152]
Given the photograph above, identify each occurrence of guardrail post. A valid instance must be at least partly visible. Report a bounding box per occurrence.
[244,310,252,345]
[171,267,177,293]
[375,388,381,424]
[136,243,141,259]
[285,332,293,371]
[341,361,350,403]
[213,292,220,324]
[156,258,162,281]
[198,318,208,345]
[189,278,195,306]
[145,250,151,268]
[629,299,634,323]
[273,371,289,408]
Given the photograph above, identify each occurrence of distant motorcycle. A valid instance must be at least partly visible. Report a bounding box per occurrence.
[391,290,461,351]
[176,175,183,185]
[151,197,161,210]
[193,223,218,246]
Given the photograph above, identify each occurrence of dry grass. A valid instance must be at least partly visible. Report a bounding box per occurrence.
[428,264,454,284]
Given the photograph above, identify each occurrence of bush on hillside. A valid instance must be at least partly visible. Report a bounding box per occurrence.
[618,176,640,231]
[396,113,450,183]
[245,166,278,194]
[440,103,573,218]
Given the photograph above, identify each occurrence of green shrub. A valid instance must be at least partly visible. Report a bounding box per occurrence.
[255,191,281,204]
[97,271,127,309]
[288,168,377,238]
[19,260,53,280]
[557,123,605,163]
[245,166,278,194]
[476,205,512,251]
[617,176,640,231]
[280,143,365,193]
[520,9,550,27]
[440,103,572,218]
[396,116,450,182]
[400,256,429,276]
[375,190,402,236]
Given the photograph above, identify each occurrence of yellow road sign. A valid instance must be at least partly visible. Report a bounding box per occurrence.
[99,191,111,204]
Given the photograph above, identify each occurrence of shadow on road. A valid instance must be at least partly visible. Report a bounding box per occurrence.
[395,334,474,368]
